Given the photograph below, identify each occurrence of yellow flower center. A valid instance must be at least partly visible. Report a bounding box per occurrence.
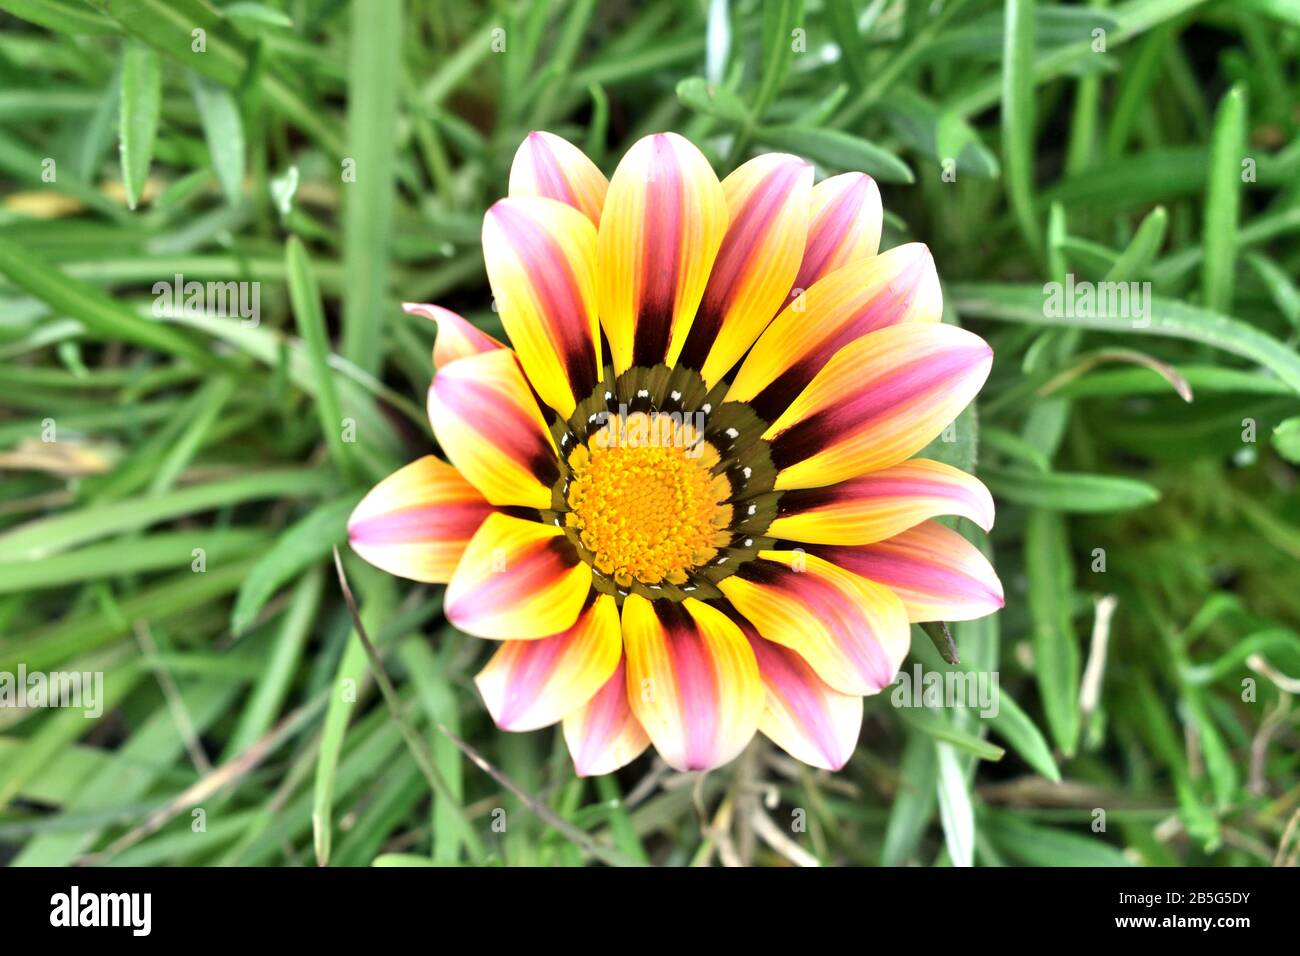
[565,413,732,587]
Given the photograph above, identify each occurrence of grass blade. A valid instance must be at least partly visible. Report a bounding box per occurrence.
[340,0,402,373]
[189,72,245,205]
[1002,0,1041,254]
[1024,509,1080,756]
[118,42,161,209]
[1202,84,1246,313]
[953,283,1300,395]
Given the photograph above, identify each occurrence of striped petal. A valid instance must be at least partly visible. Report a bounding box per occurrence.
[403,302,504,371]
[347,456,495,583]
[746,629,863,771]
[482,197,601,418]
[789,171,883,294]
[813,522,1005,623]
[444,512,592,639]
[729,243,942,420]
[563,658,651,776]
[508,130,608,226]
[428,348,559,509]
[475,594,621,731]
[621,594,763,772]
[676,153,812,387]
[719,551,909,696]
[596,132,728,374]
[767,458,994,546]
[763,323,993,491]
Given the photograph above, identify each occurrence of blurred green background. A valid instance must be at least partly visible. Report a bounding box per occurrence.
[0,0,1297,867]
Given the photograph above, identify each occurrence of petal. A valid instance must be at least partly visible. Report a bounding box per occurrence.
[719,551,909,696]
[482,197,602,418]
[596,132,728,374]
[563,657,651,776]
[767,458,994,546]
[763,323,993,491]
[812,522,1005,623]
[676,153,812,388]
[621,594,763,772]
[475,594,621,731]
[403,303,504,371]
[746,628,863,771]
[508,130,608,226]
[428,348,560,509]
[347,456,496,583]
[444,512,592,639]
[790,171,882,295]
[728,243,942,420]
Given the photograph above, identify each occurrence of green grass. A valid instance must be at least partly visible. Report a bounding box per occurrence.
[0,0,1298,867]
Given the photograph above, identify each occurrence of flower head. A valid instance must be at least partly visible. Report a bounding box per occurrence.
[349,131,1002,775]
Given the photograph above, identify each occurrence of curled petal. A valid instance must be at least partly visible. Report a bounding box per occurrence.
[719,551,909,696]
[621,595,763,772]
[763,323,993,491]
[813,522,1005,623]
[746,628,863,771]
[729,243,942,420]
[677,153,812,387]
[475,594,621,731]
[767,458,994,546]
[482,197,602,418]
[403,303,503,371]
[508,130,608,225]
[444,513,592,639]
[428,349,559,509]
[563,658,651,776]
[348,456,495,583]
[596,132,728,374]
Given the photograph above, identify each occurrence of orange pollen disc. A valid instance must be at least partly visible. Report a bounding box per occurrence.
[564,413,732,587]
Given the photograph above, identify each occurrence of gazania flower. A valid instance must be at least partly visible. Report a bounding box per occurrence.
[348,131,1002,775]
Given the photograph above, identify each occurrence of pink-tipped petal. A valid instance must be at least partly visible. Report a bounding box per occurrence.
[444,513,592,640]
[767,458,995,545]
[482,196,602,418]
[763,322,993,491]
[563,657,651,776]
[596,132,728,374]
[508,130,608,226]
[403,303,504,371]
[719,551,910,696]
[427,348,560,509]
[676,153,812,387]
[475,594,621,731]
[813,521,1005,623]
[729,243,943,420]
[746,627,863,771]
[789,171,882,296]
[347,456,496,583]
[621,595,763,772]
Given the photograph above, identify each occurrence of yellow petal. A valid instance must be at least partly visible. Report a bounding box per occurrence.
[348,456,495,583]
[596,132,727,374]
[676,153,812,387]
[508,130,608,225]
[444,512,592,639]
[621,594,763,772]
[763,323,992,490]
[483,196,601,418]
[427,349,559,509]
